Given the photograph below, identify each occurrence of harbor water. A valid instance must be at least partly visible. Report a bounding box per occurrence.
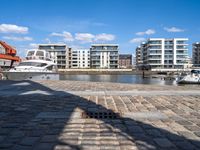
[60,74,177,85]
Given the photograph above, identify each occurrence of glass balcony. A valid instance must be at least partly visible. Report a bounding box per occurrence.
[149,41,162,44]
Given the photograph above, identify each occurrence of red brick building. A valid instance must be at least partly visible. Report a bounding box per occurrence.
[119,54,132,68]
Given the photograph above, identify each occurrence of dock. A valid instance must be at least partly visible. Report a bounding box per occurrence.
[0,80,200,149]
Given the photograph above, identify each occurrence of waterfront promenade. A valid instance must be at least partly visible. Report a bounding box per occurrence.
[0,80,200,150]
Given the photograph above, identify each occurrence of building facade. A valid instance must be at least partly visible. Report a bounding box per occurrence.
[193,42,200,65]
[90,44,119,69]
[119,54,132,68]
[38,44,68,69]
[68,49,90,68]
[137,38,189,69]
[135,46,143,66]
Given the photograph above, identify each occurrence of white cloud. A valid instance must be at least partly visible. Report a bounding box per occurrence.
[75,33,95,43]
[3,36,33,41]
[130,38,146,43]
[50,31,74,42]
[136,29,155,36]
[95,33,115,41]
[164,27,184,32]
[29,43,38,48]
[0,24,28,34]
[49,31,116,43]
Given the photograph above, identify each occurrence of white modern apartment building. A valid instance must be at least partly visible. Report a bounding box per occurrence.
[139,38,189,69]
[135,46,143,66]
[193,42,200,65]
[69,49,90,68]
[38,44,68,69]
[90,44,119,69]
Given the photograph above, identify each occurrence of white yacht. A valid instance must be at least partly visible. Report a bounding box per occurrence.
[3,49,59,80]
[176,69,200,84]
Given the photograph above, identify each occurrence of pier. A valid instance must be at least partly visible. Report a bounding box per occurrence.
[0,80,200,149]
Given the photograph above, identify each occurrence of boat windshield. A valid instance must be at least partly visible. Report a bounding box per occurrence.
[18,62,48,67]
[191,70,200,74]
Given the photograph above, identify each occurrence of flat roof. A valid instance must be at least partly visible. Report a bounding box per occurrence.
[91,44,119,46]
[38,44,67,46]
[148,38,188,40]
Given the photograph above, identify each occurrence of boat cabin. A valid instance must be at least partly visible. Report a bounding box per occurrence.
[191,70,200,74]
[26,49,52,61]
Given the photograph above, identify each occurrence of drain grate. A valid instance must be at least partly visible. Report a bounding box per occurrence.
[82,111,120,119]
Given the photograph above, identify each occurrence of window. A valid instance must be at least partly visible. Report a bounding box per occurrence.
[18,62,47,67]
[27,51,35,56]
[36,51,44,56]
[46,65,53,70]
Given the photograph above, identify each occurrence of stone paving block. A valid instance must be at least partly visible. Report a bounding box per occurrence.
[178,131,199,140]
[184,125,200,131]
[153,138,174,148]
[145,129,164,138]
[10,130,25,138]
[36,112,72,119]
[127,126,144,133]
[0,142,13,149]
[123,112,168,120]
[33,143,55,150]
[100,140,119,145]
[191,140,200,148]
[100,145,120,150]
[194,131,200,137]
[135,140,157,150]
[0,112,7,118]
[46,129,61,135]
[12,145,32,150]
[176,120,193,126]
[0,135,5,142]
[59,139,79,145]
[20,137,39,146]
[166,133,185,141]
[174,141,196,150]
[0,128,12,135]
[54,145,78,150]
[120,146,138,150]
[41,135,58,143]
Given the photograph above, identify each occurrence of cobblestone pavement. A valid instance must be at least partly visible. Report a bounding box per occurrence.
[0,80,200,150]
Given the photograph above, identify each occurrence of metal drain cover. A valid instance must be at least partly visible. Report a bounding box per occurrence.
[82,111,120,119]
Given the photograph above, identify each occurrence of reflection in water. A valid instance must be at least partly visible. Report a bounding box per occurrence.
[60,74,177,86]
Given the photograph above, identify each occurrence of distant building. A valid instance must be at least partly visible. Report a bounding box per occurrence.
[90,44,119,69]
[132,54,136,68]
[136,38,189,69]
[68,49,90,68]
[135,46,143,66]
[119,54,132,68]
[193,42,200,65]
[0,43,19,68]
[38,44,68,69]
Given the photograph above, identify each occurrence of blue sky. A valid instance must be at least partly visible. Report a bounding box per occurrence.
[0,0,200,57]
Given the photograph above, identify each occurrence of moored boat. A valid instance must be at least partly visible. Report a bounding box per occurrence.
[176,69,200,84]
[3,49,59,80]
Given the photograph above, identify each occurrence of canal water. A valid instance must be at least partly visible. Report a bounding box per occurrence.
[60,74,177,85]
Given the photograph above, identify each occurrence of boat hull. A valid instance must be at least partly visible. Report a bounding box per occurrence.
[176,76,200,84]
[3,71,60,80]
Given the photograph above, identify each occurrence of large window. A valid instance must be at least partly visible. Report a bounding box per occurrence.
[19,62,47,67]
[36,51,44,56]
[149,45,161,49]
[177,41,186,44]
[149,41,161,44]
